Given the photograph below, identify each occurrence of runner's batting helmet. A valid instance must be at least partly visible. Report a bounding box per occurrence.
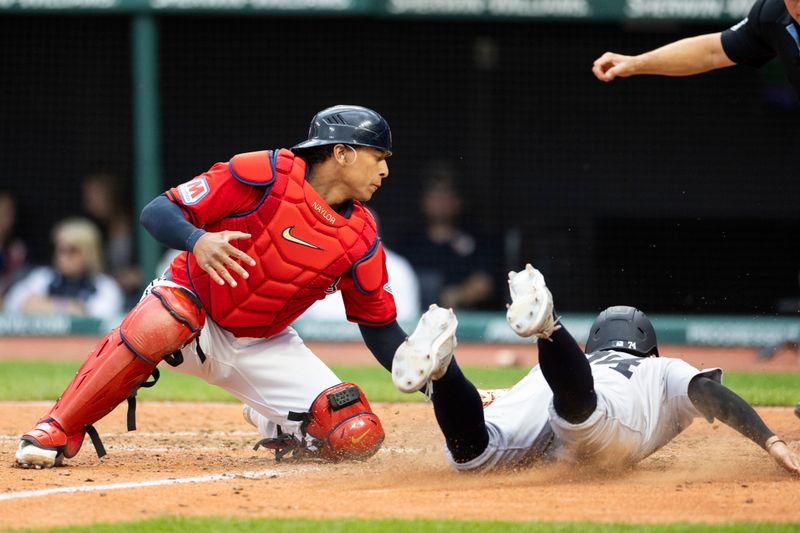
[292,105,392,154]
[585,305,659,358]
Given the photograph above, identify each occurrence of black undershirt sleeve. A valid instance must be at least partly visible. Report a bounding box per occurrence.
[687,375,775,449]
[358,321,408,372]
[140,194,206,252]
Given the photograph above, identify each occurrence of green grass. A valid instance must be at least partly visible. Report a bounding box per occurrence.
[0,360,798,406]
[719,372,800,406]
[8,517,800,533]
[0,360,530,403]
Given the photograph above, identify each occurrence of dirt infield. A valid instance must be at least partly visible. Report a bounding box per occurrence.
[1,401,799,530]
[2,339,799,529]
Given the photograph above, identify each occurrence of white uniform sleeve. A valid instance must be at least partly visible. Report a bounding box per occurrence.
[663,358,723,423]
[2,268,53,312]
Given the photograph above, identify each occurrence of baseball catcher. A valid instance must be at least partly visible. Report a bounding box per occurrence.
[16,105,412,467]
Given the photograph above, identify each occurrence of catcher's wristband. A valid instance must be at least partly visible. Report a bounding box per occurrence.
[765,435,786,451]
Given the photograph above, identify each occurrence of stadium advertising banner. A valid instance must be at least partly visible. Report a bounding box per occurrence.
[0,0,751,20]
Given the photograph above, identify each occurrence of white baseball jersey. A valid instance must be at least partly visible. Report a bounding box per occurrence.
[449,350,722,471]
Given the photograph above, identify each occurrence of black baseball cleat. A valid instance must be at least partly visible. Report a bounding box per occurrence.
[795,402,800,420]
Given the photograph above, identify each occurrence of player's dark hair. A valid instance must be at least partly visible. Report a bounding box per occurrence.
[292,145,335,167]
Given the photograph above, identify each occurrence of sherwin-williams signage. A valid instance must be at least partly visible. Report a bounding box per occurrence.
[0,0,750,20]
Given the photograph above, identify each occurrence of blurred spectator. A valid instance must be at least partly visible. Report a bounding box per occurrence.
[4,217,123,319]
[305,208,420,322]
[396,161,497,310]
[82,173,141,299]
[0,191,28,302]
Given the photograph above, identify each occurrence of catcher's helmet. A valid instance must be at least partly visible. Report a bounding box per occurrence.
[585,305,659,358]
[292,105,392,154]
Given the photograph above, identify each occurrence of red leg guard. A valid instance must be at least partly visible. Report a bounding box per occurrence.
[306,383,384,461]
[20,285,205,459]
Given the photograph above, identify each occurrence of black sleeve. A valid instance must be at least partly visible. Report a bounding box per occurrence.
[720,0,776,67]
[687,375,775,449]
[359,321,408,373]
[140,194,206,252]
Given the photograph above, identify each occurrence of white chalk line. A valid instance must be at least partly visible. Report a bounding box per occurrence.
[1,432,426,453]
[0,466,317,502]
[101,444,423,453]
[0,431,257,441]
[0,444,426,503]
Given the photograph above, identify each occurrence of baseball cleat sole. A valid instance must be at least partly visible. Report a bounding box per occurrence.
[506,263,556,339]
[392,304,458,394]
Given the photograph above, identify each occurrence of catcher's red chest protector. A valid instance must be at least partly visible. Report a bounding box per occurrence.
[180,149,380,338]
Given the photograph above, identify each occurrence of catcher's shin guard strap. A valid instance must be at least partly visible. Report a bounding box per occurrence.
[126,368,161,431]
[162,350,184,367]
[288,411,309,423]
[85,425,107,458]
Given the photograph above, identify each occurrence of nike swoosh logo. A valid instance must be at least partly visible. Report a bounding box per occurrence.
[281,226,322,250]
[351,427,373,445]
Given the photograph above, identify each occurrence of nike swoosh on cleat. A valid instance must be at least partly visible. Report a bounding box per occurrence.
[281,226,322,250]
[350,427,373,445]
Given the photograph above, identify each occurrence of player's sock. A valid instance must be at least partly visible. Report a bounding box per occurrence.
[431,359,489,463]
[538,324,597,424]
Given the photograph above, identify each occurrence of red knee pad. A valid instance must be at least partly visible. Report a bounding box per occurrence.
[305,383,384,461]
[120,285,205,363]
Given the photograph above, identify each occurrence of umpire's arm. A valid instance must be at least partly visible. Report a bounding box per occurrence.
[688,375,800,475]
[592,33,735,81]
